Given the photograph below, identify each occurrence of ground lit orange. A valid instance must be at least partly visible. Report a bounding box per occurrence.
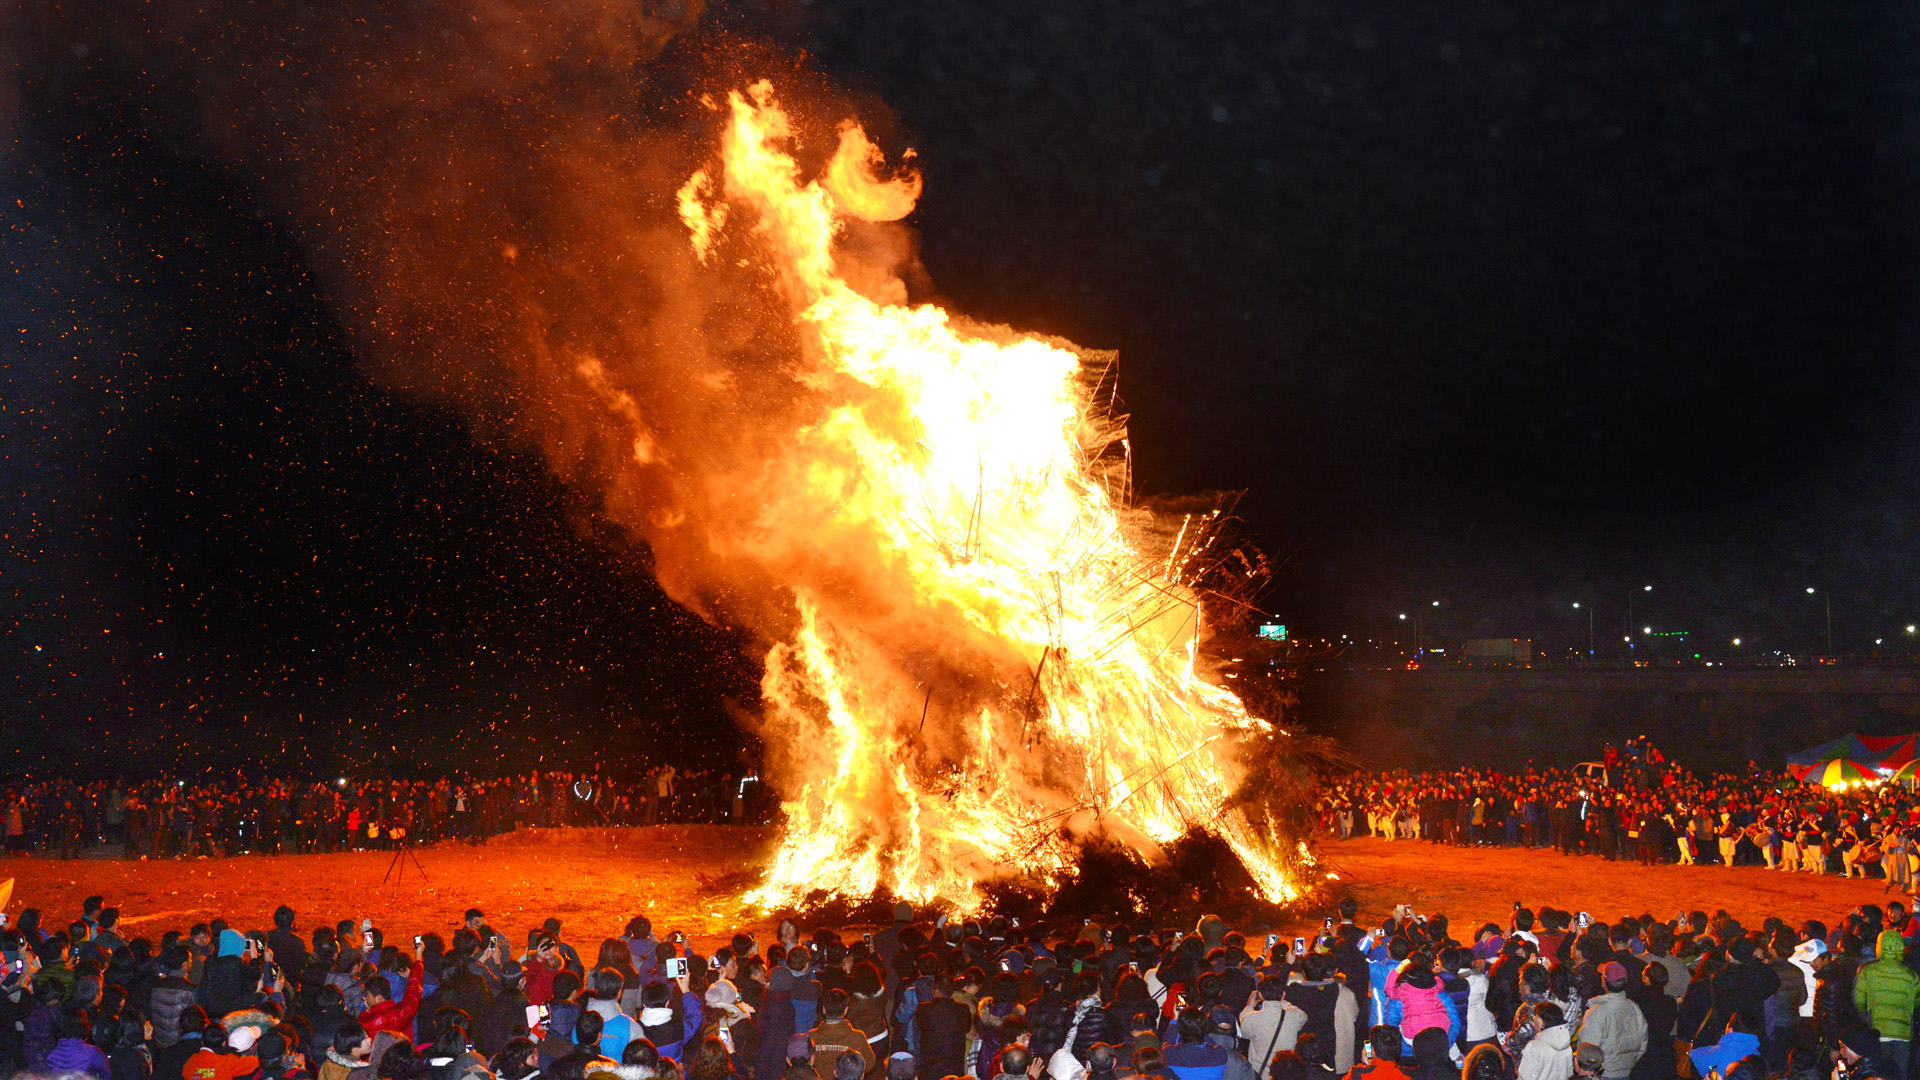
[0,831,1895,948]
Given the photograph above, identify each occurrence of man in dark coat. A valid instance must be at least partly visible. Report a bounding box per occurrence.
[875,905,914,972]
[266,907,309,991]
[149,947,201,1049]
[757,964,802,1080]
[914,974,972,1080]
[1698,939,1780,1046]
[472,961,530,1058]
[197,931,266,1019]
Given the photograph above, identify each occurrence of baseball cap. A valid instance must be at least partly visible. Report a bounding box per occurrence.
[1601,962,1627,987]
[1575,1044,1606,1072]
[1792,939,1828,963]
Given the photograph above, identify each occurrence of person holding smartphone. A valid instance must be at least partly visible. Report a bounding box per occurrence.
[522,935,566,1006]
[357,937,425,1037]
[1240,975,1308,1071]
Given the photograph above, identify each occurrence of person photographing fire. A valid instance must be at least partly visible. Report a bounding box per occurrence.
[357,937,423,1037]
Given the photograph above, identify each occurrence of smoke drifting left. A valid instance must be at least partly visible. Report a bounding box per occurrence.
[10,0,931,637]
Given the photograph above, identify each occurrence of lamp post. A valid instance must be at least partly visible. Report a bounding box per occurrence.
[1398,600,1441,657]
[1572,602,1594,656]
[1807,588,1832,654]
[1626,585,1651,654]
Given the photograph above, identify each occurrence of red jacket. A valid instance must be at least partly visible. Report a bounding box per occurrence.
[524,957,561,1006]
[358,962,422,1038]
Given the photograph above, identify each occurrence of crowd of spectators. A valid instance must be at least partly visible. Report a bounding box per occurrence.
[0,770,770,859]
[1316,738,1920,886]
[0,884,1911,1080]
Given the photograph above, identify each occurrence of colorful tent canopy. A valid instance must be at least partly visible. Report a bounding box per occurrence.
[1811,758,1877,788]
[1863,734,1917,770]
[1786,733,1920,780]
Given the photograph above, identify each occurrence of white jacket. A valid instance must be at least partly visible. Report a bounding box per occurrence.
[1789,956,1819,1018]
[1465,972,1498,1043]
[1518,1025,1573,1080]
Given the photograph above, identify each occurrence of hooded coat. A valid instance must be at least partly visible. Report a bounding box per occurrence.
[1384,968,1454,1043]
[197,931,265,1019]
[1854,931,1919,1043]
[1516,1024,1572,1080]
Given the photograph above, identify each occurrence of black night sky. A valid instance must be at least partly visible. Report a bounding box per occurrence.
[4,0,1919,775]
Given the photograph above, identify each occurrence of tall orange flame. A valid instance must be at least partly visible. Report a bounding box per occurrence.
[680,82,1295,909]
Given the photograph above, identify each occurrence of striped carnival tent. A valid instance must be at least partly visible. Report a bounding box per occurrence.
[1862,734,1917,771]
[1786,733,1920,781]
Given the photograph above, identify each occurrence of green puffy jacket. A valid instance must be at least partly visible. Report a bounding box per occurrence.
[1854,930,1919,1039]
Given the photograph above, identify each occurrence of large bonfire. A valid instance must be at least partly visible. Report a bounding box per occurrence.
[674,82,1303,911]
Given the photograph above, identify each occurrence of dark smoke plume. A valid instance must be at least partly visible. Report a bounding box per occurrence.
[14,0,920,641]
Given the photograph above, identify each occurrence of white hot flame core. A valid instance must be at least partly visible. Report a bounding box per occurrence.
[679,82,1295,909]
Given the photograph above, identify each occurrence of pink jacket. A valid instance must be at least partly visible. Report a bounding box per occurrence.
[1386,966,1451,1039]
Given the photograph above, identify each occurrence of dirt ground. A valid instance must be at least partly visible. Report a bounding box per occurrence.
[0,826,790,954]
[0,828,1903,950]
[1308,836,1908,933]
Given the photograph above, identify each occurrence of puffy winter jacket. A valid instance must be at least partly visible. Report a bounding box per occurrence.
[1385,968,1452,1042]
[1855,931,1918,1042]
[149,978,200,1049]
[357,961,422,1039]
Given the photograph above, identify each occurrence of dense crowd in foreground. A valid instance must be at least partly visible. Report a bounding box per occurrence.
[1319,737,1920,886]
[2,883,1917,1080]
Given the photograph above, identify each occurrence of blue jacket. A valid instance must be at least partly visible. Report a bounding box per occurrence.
[599,1012,636,1060]
[1366,951,1404,1028]
[1689,1031,1760,1078]
[1165,1043,1228,1080]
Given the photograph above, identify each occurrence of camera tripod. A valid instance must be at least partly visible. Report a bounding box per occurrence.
[382,833,428,884]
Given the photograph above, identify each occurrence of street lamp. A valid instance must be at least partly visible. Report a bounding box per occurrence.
[1572,602,1593,655]
[1627,585,1651,653]
[1807,588,1833,654]
[1397,603,1440,656]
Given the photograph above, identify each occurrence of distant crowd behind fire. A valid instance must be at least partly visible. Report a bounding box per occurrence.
[1317,737,1920,885]
[0,770,772,859]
